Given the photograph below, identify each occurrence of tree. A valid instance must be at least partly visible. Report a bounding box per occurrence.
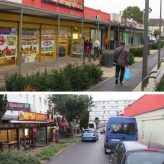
[154,29,160,37]
[0,95,8,123]
[122,6,143,23]
[94,117,99,129]
[49,95,93,127]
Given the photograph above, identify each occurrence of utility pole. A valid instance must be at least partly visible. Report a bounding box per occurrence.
[142,0,149,90]
[158,0,162,69]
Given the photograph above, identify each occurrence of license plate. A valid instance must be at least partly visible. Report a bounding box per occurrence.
[106,149,111,153]
[111,139,120,141]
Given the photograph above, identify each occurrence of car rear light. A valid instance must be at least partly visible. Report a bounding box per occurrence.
[105,136,109,143]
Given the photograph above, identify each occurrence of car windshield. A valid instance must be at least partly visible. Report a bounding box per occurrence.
[127,151,164,164]
[110,123,135,135]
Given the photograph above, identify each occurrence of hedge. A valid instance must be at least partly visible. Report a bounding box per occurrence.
[5,64,103,91]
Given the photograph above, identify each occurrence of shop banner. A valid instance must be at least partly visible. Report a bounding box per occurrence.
[41,30,55,54]
[19,111,47,122]
[0,27,17,63]
[42,0,83,10]
[21,28,39,63]
[7,102,30,111]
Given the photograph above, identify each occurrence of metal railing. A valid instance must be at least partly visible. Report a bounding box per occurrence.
[141,58,164,91]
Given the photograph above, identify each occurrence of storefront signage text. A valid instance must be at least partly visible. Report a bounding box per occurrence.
[19,111,47,121]
[7,102,30,111]
[42,0,83,10]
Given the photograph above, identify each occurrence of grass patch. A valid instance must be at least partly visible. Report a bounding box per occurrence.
[31,143,70,161]
[0,150,40,164]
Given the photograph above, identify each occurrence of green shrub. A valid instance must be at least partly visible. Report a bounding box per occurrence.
[129,47,143,57]
[129,53,135,65]
[155,75,164,91]
[63,65,91,91]
[83,64,103,84]
[4,64,103,91]
[48,70,72,91]
[150,41,164,50]
[0,150,40,164]
[99,53,107,66]
[5,73,26,91]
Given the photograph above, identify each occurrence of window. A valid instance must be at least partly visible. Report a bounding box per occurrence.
[127,151,164,164]
[110,123,135,135]
[0,130,7,142]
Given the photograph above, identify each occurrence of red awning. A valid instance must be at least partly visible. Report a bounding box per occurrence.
[58,121,69,126]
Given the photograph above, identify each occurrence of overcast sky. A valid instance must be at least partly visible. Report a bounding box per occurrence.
[85,0,163,19]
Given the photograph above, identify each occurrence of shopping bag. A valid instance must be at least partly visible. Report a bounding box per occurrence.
[124,67,131,81]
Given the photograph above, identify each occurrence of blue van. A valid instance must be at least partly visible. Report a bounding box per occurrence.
[104,116,138,154]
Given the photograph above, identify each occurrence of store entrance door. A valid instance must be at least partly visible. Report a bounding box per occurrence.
[37,127,46,144]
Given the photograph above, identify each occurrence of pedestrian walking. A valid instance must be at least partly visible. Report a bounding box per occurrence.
[93,39,100,58]
[113,41,129,86]
[84,40,91,62]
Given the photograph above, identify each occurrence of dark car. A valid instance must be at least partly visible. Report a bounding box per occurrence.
[109,141,164,164]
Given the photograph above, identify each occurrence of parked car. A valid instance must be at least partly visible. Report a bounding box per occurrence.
[104,117,138,154]
[109,141,164,164]
[81,128,99,142]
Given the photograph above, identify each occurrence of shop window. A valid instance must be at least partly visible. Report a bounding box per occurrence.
[0,27,17,66]
[0,130,8,143]
[8,129,17,142]
[21,28,39,63]
[41,29,55,60]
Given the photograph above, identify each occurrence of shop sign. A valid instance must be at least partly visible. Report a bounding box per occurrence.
[19,111,47,121]
[0,27,17,63]
[41,30,55,54]
[42,0,83,10]
[7,102,30,111]
[21,28,39,63]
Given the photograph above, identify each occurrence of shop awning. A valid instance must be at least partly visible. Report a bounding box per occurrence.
[58,121,69,126]
[0,0,109,25]
[10,120,48,124]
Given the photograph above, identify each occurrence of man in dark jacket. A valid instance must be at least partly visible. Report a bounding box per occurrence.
[114,41,129,86]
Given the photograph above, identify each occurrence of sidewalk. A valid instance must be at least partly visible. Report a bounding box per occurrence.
[0,50,162,91]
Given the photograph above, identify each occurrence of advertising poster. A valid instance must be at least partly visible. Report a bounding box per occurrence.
[41,30,55,55]
[0,27,17,64]
[42,0,83,10]
[21,28,39,63]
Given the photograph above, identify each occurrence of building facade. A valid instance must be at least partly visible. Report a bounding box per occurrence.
[0,0,110,66]
[124,94,164,145]
[149,19,164,36]
[0,94,54,151]
[89,99,135,126]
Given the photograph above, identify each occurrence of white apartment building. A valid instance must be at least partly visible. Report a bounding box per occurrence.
[89,99,135,125]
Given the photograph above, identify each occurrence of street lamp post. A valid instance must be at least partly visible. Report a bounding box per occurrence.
[142,0,149,90]
[158,0,162,69]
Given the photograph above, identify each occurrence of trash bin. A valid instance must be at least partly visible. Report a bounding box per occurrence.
[105,50,114,67]
[110,40,115,50]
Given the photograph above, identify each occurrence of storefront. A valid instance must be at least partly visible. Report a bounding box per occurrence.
[0,0,111,67]
[0,108,54,151]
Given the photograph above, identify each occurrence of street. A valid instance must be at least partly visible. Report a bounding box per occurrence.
[47,134,109,164]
